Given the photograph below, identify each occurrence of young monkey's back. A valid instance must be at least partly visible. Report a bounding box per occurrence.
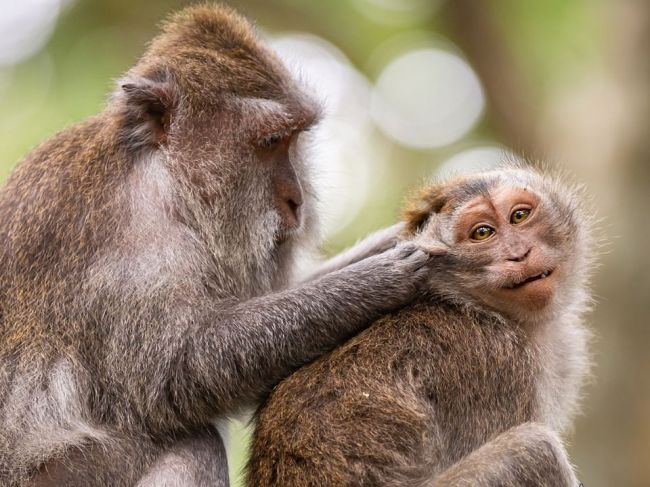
[247,299,539,487]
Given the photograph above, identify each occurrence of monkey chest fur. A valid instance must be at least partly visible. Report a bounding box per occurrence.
[249,301,539,487]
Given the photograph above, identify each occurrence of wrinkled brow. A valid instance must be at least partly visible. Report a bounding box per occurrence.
[238,97,321,136]
[442,176,498,213]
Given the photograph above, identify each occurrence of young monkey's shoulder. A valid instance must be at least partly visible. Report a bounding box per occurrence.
[365,298,517,344]
[266,299,522,404]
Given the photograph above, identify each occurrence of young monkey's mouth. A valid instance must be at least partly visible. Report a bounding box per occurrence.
[504,268,554,289]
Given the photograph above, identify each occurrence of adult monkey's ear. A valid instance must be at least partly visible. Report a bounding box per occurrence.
[116,67,179,150]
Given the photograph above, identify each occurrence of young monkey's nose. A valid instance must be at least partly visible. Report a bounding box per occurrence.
[506,247,531,262]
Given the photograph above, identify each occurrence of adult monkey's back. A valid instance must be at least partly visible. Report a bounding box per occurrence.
[0,6,431,486]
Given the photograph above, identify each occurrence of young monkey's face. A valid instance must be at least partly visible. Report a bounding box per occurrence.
[407,169,583,322]
[449,185,560,316]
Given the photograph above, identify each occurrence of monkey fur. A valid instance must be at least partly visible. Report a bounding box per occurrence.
[247,167,595,487]
[0,5,432,486]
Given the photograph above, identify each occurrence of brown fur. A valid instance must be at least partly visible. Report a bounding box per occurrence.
[247,167,594,486]
[0,5,433,486]
[248,302,536,486]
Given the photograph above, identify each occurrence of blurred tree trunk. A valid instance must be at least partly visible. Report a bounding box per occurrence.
[600,2,650,486]
[440,0,542,158]
[541,3,650,485]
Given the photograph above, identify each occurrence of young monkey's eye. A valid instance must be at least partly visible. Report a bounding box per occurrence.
[471,226,495,241]
[510,208,531,224]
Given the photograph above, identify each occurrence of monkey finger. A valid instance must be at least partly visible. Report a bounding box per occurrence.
[400,248,432,271]
[419,243,448,256]
[391,241,421,257]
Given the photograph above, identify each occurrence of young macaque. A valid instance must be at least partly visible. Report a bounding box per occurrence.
[247,166,594,487]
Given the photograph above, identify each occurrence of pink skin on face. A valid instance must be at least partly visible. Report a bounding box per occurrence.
[452,187,560,317]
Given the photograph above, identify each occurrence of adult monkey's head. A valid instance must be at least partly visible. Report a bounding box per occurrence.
[113,5,321,297]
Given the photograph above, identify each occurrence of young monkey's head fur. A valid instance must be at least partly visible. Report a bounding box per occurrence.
[403,166,595,324]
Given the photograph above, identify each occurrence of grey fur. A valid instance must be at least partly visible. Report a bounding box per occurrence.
[0,5,431,486]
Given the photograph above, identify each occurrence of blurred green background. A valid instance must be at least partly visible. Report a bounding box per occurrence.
[1,0,649,485]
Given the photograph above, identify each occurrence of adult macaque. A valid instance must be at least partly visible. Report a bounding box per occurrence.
[247,167,594,487]
[0,6,432,486]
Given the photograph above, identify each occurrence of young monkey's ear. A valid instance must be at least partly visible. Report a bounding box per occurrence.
[412,212,448,256]
[116,67,179,150]
[401,183,449,236]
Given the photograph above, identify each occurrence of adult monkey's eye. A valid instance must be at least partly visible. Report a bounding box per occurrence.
[471,226,495,241]
[510,208,531,224]
[260,134,284,149]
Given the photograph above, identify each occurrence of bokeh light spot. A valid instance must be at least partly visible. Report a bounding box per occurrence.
[351,0,440,26]
[371,48,484,149]
[0,0,67,66]
[437,145,518,178]
[270,33,385,238]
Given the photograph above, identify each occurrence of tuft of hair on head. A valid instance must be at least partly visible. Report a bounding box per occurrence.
[110,3,295,153]
[401,183,450,236]
[400,170,485,237]
[144,3,285,100]
[401,159,539,237]
[156,3,257,53]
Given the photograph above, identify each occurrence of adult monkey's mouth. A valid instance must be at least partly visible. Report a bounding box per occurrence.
[274,227,298,246]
